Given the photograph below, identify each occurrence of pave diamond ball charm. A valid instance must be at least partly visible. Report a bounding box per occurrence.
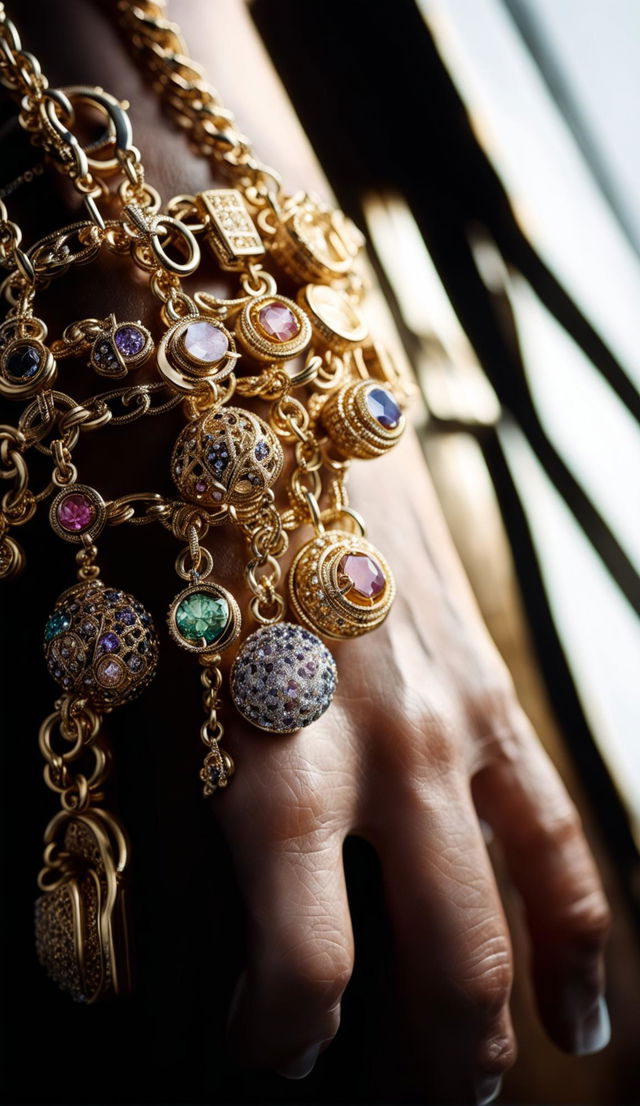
[288,531,395,639]
[230,623,337,733]
[171,406,284,509]
[44,580,158,710]
[320,379,405,459]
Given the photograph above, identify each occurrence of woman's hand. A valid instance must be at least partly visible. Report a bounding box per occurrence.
[217,426,611,1100]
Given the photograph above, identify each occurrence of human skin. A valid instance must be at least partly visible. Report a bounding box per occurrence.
[4,1,611,1101]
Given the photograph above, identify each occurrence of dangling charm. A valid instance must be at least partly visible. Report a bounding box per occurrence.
[171,406,284,509]
[230,622,337,733]
[0,317,57,399]
[288,529,395,639]
[320,378,405,459]
[157,314,238,393]
[37,566,158,1002]
[167,532,241,794]
[90,314,154,378]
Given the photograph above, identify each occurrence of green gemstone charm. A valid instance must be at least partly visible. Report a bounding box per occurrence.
[167,582,241,654]
[176,592,229,646]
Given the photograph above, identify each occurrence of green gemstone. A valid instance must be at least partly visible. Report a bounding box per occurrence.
[44,612,70,642]
[175,592,229,645]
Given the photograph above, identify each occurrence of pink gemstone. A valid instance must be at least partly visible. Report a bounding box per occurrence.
[182,321,229,364]
[57,493,96,533]
[257,301,300,342]
[339,553,385,600]
[195,480,207,494]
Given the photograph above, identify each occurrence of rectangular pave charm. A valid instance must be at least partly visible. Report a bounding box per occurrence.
[195,189,265,271]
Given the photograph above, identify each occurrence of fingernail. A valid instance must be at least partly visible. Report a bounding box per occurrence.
[475,1074,502,1104]
[276,1042,322,1080]
[572,996,611,1055]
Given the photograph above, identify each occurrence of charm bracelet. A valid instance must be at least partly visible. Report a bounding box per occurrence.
[0,1,414,1003]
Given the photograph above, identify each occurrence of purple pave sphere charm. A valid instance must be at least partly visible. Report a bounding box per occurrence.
[230,622,337,733]
[44,580,158,710]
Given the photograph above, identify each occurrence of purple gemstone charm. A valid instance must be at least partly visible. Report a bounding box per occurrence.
[115,325,146,358]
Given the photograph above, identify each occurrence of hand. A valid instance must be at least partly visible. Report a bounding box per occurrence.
[216,427,611,1100]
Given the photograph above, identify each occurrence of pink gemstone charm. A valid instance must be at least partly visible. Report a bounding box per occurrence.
[339,552,386,600]
[182,321,229,364]
[257,301,301,342]
[57,493,96,533]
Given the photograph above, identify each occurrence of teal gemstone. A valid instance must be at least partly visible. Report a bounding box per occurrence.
[175,592,229,645]
[44,611,70,642]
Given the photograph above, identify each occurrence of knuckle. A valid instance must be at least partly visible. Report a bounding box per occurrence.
[276,941,353,1009]
[460,939,513,1022]
[552,889,612,952]
[478,1031,518,1077]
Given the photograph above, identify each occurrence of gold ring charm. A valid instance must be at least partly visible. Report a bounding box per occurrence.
[298,284,369,351]
[230,622,337,733]
[288,530,395,640]
[271,193,364,283]
[90,316,153,378]
[157,314,238,393]
[44,579,159,711]
[0,336,57,399]
[236,294,311,363]
[49,484,107,544]
[171,406,284,509]
[320,379,405,459]
[167,582,241,655]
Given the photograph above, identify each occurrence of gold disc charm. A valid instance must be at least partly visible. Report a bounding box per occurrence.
[171,406,284,509]
[271,193,364,283]
[320,379,405,459]
[236,294,311,363]
[298,284,368,351]
[157,315,238,393]
[288,530,395,640]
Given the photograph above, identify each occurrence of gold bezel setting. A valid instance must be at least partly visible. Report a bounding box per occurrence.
[288,530,395,640]
[237,294,312,363]
[320,379,405,459]
[89,318,154,378]
[156,314,238,393]
[0,337,57,399]
[167,582,241,655]
[49,484,107,544]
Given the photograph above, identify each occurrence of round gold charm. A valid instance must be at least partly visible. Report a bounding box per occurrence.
[298,284,368,351]
[167,582,241,655]
[0,336,57,399]
[236,294,311,363]
[49,484,107,545]
[271,193,364,283]
[320,379,405,459]
[157,315,238,393]
[288,530,395,640]
[171,406,284,509]
[43,580,158,711]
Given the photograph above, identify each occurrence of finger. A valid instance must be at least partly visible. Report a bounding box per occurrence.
[472,707,611,1055]
[372,745,516,1104]
[217,733,354,1079]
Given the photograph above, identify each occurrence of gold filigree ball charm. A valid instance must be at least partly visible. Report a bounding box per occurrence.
[171,406,284,509]
[44,580,158,711]
[236,294,311,363]
[288,531,395,640]
[157,314,238,393]
[230,622,337,733]
[320,379,405,459]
